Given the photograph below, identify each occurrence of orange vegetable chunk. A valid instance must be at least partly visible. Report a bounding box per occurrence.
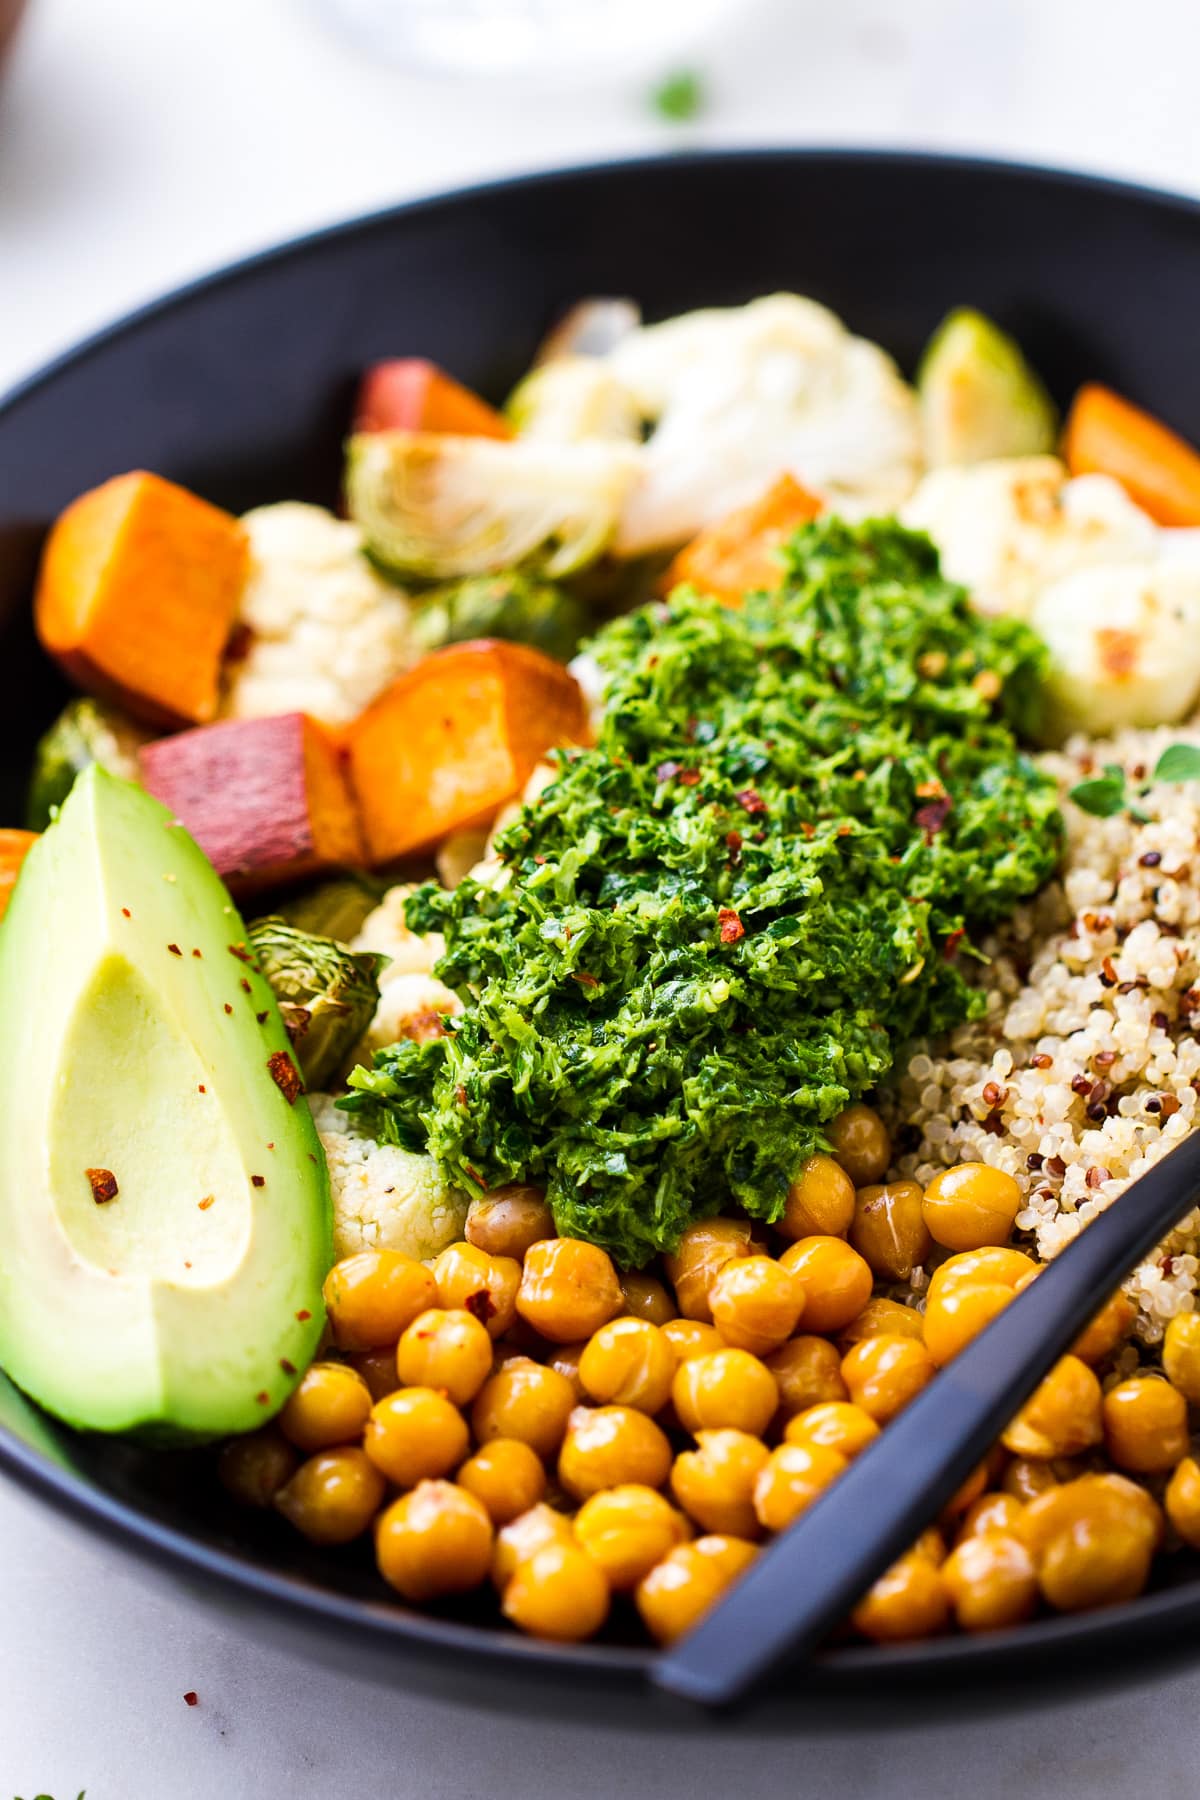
[662,474,823,604]
[139,712,363,889]
[354,359,512,440]
[0,829,37,921]
[1063,383,1200,527]
[34,471,247,726]
[346,639,587,863]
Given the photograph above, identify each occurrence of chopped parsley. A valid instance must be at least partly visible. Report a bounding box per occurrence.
[1069,742,1200,817]
[650,68,706,123]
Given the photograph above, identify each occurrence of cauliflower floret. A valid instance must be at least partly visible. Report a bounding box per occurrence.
[606,293,923,554]
[222,503,415,728]
[308,1093,467,1262]
[1032,561,1200,738]
[352,884,444,981]
[361,971,462,1058]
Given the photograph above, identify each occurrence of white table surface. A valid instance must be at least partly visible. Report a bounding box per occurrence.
[5,0,1200,1792]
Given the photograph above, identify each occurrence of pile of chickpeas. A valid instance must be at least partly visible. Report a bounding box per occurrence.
[218,1101,1200,1648]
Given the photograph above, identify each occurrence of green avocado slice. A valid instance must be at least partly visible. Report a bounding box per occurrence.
[917,307,1058,467]
[0,767,331,1439]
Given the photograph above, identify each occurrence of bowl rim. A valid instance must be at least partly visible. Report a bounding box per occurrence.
[6,144,1200,1700]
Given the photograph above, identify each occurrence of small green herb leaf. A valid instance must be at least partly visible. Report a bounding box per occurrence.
[1154,743,1200,784]
[651,69,705,123]
[1069,764,1127,817]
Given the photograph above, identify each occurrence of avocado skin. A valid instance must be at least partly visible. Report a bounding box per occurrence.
[0,767,332,1439]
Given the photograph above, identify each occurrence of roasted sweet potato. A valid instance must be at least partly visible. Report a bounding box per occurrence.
[0,829,37,922]
[1063,384,1200,527]
[354,359,512,441]
[34,471,248,727]
[661,474,823,604]
[346,640,587,863]
[139,713,363,889]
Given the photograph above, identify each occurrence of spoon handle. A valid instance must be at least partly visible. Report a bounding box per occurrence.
[653,1126,1200,1708]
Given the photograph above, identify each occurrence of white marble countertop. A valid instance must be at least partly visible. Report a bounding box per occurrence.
[5,0,1200,1792]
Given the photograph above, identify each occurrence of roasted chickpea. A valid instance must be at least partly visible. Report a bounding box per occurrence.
[491,1502,576,1591]
[1102,1376,1190,1474]
[456,1438,547,1525]
[839,1297,926,1349]
[465,1184,555,1260]
[784,1401,880,1461]
[778,1236,873,1335]
[923,1247,1038,1366]
[779,1154,856,1242]
[375,1480,493,1602]
[559,1404,672,1500]
[322,1249,437,1351]
[1002,1355,1103,1460]
[503,1539,611,1642]
[957,1492,1025,1542]
[1018,1472,1163,1560]
[278,1361,372,1453]
[1017,1473,1162,1611]
[433,1241,521,1339]
[827,1103,891,1187]
[1166,1456,1200,1548]
[851,1551,949,1641]
[1002,1458,1061,1504]
[346,1347,402,1404]
[636,1536,757,1645]
[664,1218,756,1322]
[471,1359,576,1459]
[546,1341,588,1398]
[619,1272,678,1326]
[708,1256,806,1357]
[941,1461,989,1521]
[942,1532,1037,1632]
[218,1427,298,1508]
[1072,1289,1136,1366]
[516,1237,623,1344]
[396,1307,494,1407]
[574,1485,691,1589]
[921,1163,1021,1253]
[841,1335,936,1424]
[753,1442,847,1532]
[1163,1312,1200,1403]
[911,1526,947,1565]
[363,1387,469,1486]
[578,1316,676,1414]
[850,1181,931,1282]
[661,1319,726,1363]
[672,1348,779,1438]
[763,1335,849,1420]
[275,1446,385,1545]
[671,1430,770,1538]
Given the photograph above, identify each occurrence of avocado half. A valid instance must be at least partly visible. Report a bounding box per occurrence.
[0,767,331,1439]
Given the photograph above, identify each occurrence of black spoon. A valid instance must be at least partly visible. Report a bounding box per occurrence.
[652,1127,1200,1708]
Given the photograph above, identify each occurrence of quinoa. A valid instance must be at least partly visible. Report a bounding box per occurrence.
[884,724,1200,1343]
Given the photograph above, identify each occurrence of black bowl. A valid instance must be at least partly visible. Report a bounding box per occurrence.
[5,150,1200,1727]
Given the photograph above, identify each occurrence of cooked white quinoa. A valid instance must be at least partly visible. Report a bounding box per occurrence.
[884,724,1200,1344]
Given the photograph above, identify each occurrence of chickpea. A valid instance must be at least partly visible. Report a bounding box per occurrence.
[1166,1456,1200,1548]
[516,1237,623,1344]
[619,1272,678,1326]
[827,1103,891,1187]
[1017,1474,1162,1607]
[708,1256,806,1357]
[942,1532,1037,1632]
[503,1539,611,1642]
[323,1249,437,1351]
[1163,1312,1200,1403]
[396,1307,494,1407]
[851,1551,949,1642]
[456,1438,547,1525]
[1002,1355,1103,1460]
[841,1335,936,1424]
[471,1359,576,1459]
[763,1336,849,1421]
[778,1236,873,1335]
[1103,1376,1190,1474]
[275,1447,385,1545]
[636,1536,757,1645]
[363,1387,469,1487]
[911,1526,947,1566]
[941,1461,989,1521]
[578,1316,676,1414]
[558,1404,672,1501]
[375,1480,493,1602]
[850,1181,931,1283]
[672,1348,779,1438]
[779,1154,856,1242]
[346,1347,402,1404]
[546,1341,588,1399]
[753,1442,848,1532]
[575,1485,691,1589]
[921,1163,1021,1253]
[664,1218,755,1322]
[1072,1289,1136,1366]
[465,1184,555,1260]
[278,1362,372,1453]
[671,1430,770,1538]
[218,1427,298,1508]
[491,1502,576,1591]
[433,1241,521,1339]
[958,1492,1025,1542]
[661,1319,726,1363]
[784,1401,880,1461]
[839,1297,926,1349]
[923,1247,1038,1366]
[1002,1458,1061,1504]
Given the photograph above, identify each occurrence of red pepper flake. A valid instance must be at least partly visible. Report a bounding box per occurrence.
[296,1308,311,1322]
[1030,1053,1053,1069]
[121,907,131,919]
[86,1167,119,1204]
[678,768,702,787]
[455,1084,468,1107]
[224,1003,233,1016]
[254,1391,269,1406]
[251,1175,265,1188]
[572,971,600,989]
[914,779,946,799]
[464,1163,485,1187]
[192,947,203,959]
[198,1084,206,1094]
[725,830,743,854]
[718,907,745,944]
[267,1142,275,1151]
[837,824,852,839]
[735,787,767,816]
[464,1288,497,1325]
[267,1050,302,1104]
[166,943,182,957]
[228,942,252,963]
[914,796,952,839]
[240,977,252,995]
[279,1357,296,1376]
[256,1011,269,1025]
[184,1691,199,1708]
[198,1195,215,1210]
[533,854,546,865]
[942,928,965,961]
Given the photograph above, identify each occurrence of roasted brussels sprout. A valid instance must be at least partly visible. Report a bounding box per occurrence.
[506,358,641,445]
[917,308,1057,467]
[248,918,386,1089]
[26,698,151,830]
[412,573,586,662]
[276,873,389,944]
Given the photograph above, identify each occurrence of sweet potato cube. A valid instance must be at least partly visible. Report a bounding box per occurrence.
[139,712,363,889]
[662,474,823,605]
[354,359,512,440]
[34,471,248,727]
[0,829,37,922]
[346,640,588,863]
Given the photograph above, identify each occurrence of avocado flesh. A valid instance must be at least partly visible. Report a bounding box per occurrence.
[918,307,1058,467]
[0,767,331,1438]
